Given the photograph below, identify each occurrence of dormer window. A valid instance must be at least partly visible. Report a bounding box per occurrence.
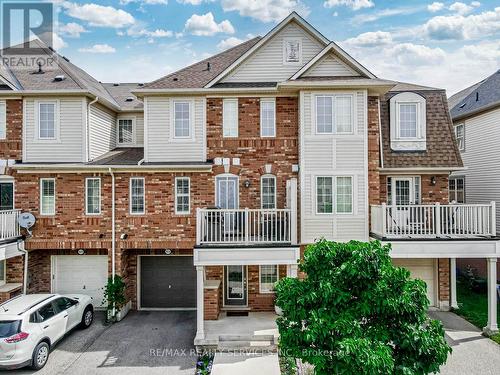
[390,92,426,151]
[117,118,135,145]
[283,39,302,65]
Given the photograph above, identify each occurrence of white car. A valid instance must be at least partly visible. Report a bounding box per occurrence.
[0,294,94,370]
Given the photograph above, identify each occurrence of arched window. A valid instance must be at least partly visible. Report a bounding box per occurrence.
[389,92,426,151]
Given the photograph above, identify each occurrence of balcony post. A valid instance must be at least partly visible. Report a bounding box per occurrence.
[491,201,496,237]
[435,203,441,237]
[245,208,250,243]
[196,208,201,246]
[289,178,298,245]
[483,258,498,336]
[195,266,205,341]
[450,258,458,309]
[381,202,387,237]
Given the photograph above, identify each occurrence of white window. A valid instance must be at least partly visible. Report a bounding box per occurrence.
[175,177,190,214]
[449,177,465,203]
[387,176,421,205]
[261,175,276,209]
[40,178,55,216]
[315,95,353,134]
[38,102,56,139]
[0,259,5,285]
[173,101,191,138]
[118,118,134,145]
[316,177,333,214]
[130,177,145,215]
[260,265,278,293]
[455,123,464,151]
[283,39,302,64]
[390,92,426,151]
[398,104,417,138]
[223,99,238,138]
[0,101,6,139]
[85,178,101,215]
[336,176,353,214]
[260,99,276,137]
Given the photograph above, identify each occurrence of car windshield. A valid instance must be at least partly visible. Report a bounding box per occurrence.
[0,320,21,338]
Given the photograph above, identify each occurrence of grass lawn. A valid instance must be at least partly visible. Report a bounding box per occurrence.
[455,280,500,344]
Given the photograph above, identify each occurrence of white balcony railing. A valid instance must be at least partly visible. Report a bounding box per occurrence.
[371,202,496,239]
[196,208,296,245]
[0,209,21,241]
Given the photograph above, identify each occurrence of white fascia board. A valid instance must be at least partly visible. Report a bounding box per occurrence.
[13,164,213,173]
[194,246,300,266]
[132,87,279,96]
[379,167,467,174]
[382,239,500,258]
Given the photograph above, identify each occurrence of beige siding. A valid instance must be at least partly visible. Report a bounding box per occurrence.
[89,102,116,160]
[300,90,368,244]
[24,97,85,163]
[145,96,205,162]
[303,54,359,77]
[223,21,324,83]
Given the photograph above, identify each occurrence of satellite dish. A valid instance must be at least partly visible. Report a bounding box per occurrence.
[18,212,36,229]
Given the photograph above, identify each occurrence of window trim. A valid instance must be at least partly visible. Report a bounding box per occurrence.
[389,92,426,151]
[396,102,420,140]
[260,174,277,209]
[259,265,279,294]
[335,176,354,214]
[174,177,191,215]
[316,176,333,215]
[129,177,145,215]
[215,174,239,209]
[388,176,421,205]
[283,38,302,65]
[314,94,355,135]
[449,176,465,203]
[40,178,56,216]
[116,117,136,146]
[36,100,59,141]
[260,98,276,138]
[222,98,238,138]
[0,177,15,211]
[0,100,6,140]
[170,99,194,140]
[85,177,101,216]
[454,123,465,151]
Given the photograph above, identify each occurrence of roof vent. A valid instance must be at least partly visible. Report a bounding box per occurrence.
[54,75,65,82]
[173,77,178,81]
[138,83,144,86]
[206,62,211,71]
[113,83,120,86]
[62,56,70,62]
[32,62,44,75]
[475,92,479,101]
[459,102,466,108]
[125,96,134,102]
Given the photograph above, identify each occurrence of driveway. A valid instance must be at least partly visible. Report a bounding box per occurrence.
[431,311,500,375]
[16,311,197,375]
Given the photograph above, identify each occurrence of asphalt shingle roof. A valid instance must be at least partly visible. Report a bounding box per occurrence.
[102,83,143,110]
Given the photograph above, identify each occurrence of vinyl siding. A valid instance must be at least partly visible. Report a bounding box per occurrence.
[223,21,324,83]
[117,112,144,147]
[89,102,116,160]
[452,107,500,233]
[303,54,359,77]
[145,96,205,162]
[300,90,368,244]
[24,97,85,163]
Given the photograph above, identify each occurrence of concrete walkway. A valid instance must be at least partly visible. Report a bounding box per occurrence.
[430,311,500,375]
[211,352,280,375]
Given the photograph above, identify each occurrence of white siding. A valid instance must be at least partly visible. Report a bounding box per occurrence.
[145,96,205,162]
[303,54,359,77]
[24,97,85,163]
[89,102,116,160]
[300,90,368,244]
[452,107,500,233]
[223,21,324,83]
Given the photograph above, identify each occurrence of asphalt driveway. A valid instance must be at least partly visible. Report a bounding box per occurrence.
[15,311,197,375]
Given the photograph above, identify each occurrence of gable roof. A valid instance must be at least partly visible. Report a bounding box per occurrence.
[449,70,500,120]
[142,37,261,90]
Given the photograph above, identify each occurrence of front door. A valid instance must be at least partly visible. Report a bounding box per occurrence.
[391,178,414,232]
[216,176,239,235]
[224,265,247,306]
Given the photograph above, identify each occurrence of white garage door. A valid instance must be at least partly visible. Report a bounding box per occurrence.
[393,259,436,307]
[52,255,108,308]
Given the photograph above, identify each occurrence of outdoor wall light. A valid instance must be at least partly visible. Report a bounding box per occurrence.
[120,233,128,240]
[430,176,436,186]
[77,249,85,255]
[244,180,251,188]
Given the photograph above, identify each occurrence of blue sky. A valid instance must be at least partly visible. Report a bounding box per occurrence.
[23,1,500,94]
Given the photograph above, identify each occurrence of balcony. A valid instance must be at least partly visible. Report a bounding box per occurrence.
[196,208,297,246]
[370,202,496,240]
[0,209,21,242]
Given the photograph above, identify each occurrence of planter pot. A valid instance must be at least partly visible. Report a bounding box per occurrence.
[116,301,132,322]
[275,305,283,316]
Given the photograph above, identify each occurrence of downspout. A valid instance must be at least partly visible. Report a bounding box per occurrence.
[378,96,384,169]
[87,97,99,161]
[17,240,28,294]
[108,167,116,316]
[137,158,145,166]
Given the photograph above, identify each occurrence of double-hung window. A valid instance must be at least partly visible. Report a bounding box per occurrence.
[336,177,353,214]
[223,99,238,137]
[0,101,6,139]
[40,178,55,215]
[260,265,278,293]
[175,177,190,214]
[38,102,56,139]
[260,99,276,137]
[449,177,465,203]
[316,176,354,214]
[398,103,417,138]
[85,178,101,215]
[316,95,353,134]
[261,175,276,209]
[118,119,134,145]
[455,123,464,151]
[173,101,191,138]
[0,181,14,211]
[316,177,333,214]
[130,177,145,215]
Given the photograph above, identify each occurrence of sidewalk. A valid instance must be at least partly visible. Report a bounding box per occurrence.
[211,352,280,375]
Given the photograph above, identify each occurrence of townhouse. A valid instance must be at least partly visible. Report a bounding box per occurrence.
[0,13,498,347]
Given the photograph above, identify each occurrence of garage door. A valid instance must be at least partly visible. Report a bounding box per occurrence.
[393,259,436,306]
[52,255,108,308]
[140,256,196,309]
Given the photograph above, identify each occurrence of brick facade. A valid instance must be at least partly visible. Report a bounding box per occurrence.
[438,258,450,309]
[204,284,220,320]
[0,99,23,160]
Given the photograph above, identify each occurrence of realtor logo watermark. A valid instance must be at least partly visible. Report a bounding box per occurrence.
[0,0,56,69]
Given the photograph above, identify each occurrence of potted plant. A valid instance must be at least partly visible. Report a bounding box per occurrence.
[103,275,127,323]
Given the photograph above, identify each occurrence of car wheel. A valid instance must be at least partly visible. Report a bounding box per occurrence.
[80,306,94,329]
[31,341,50,370]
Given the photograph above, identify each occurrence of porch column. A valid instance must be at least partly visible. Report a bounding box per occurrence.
[450,258,458,309]
[483,258,498,335]
[289,264,298,278]
[195,266,205,341]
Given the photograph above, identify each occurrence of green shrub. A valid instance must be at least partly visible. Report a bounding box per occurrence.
[275,240,451,375]
[103,275,126,322]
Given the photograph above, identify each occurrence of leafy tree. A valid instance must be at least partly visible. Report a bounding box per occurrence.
[103,275,126,322]
[275,240,451,375]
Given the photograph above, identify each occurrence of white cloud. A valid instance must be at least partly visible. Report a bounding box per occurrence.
[63,2,135,28]
[343,31,392,47]
[220,0,310,22]
[120,0,168,4]
[52,33,67,50]
[78,44,116,53]
[427,2,444,12]
[449,2,474,16]
[126,26,174,38]
[390,43,446,65]
[471,1,481,7]
[351,7,421,24]
[184,12,234,36]
[217,36,247,50]
[424,6,500,40]
[58,22,87,38]
[324,0,374,10]
[177,0,214,4]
